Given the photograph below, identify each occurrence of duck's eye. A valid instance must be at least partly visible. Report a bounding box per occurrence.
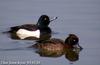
[73,39,77,43]
[44,18,47,20]
[73,39,76,42]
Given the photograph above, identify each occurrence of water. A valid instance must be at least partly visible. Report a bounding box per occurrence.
[0,0,100,65]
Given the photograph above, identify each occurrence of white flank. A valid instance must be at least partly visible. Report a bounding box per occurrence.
[16,29,40,39]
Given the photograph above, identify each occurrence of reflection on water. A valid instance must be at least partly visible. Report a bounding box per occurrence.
[65,48,80,62]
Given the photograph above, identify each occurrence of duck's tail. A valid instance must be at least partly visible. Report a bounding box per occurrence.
[2,30,11,34]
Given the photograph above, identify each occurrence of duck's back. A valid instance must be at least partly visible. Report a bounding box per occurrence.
[33,38,65,53]
[32,38,65,57]
[10,24,38,32]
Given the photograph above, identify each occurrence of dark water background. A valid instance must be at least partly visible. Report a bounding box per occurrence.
[0,0,100,65]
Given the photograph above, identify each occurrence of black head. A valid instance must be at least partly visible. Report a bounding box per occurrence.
[37,15,50,27]
[65,34,79,45]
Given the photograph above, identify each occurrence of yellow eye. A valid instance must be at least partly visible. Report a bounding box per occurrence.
[44,18,47,20]
[73,40,76,42]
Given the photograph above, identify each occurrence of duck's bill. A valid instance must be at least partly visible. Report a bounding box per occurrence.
[73,44,83,50]
[50,17,58,22]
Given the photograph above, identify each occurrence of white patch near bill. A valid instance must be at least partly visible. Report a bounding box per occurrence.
[16,29,40,39]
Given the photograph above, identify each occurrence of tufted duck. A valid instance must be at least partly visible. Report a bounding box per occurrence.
[7,15,57,40]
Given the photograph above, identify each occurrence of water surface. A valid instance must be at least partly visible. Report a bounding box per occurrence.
[0,0,100,65]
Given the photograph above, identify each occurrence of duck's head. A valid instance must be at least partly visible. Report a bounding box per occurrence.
[65,34,79,48]
[37,15,57,28]
[37,15,50,27]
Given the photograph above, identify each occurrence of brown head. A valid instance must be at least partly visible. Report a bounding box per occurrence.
[65,34,79,45]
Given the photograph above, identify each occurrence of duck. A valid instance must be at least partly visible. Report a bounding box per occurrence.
[32,34,82,57]
[7,15,57,40]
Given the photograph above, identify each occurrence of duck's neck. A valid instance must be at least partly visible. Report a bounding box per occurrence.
[36,23,48,29]
[38,25,48,28]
